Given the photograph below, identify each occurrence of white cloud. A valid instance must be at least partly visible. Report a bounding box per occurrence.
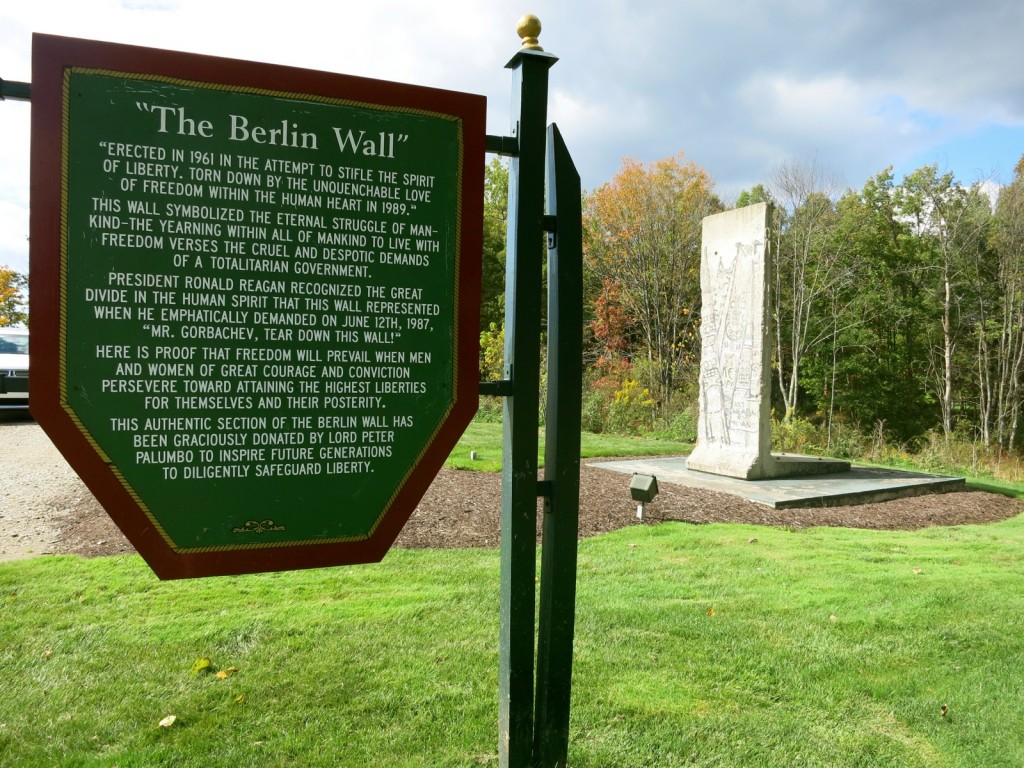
[2,0,1024,223]
[0,200,29,274]
[0,102,30,273]
[740,74,888,139]
[549,88,650,145]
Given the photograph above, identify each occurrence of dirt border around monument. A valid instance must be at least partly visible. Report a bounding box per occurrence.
[3,420,1023,562]
[42,463,1024,560]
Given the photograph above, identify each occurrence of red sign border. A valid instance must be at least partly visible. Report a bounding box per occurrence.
[30,33,484,579]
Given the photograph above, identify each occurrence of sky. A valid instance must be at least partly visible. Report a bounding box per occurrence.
[2,0,1024,274]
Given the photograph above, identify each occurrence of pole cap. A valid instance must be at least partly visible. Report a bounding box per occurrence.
[516,14,543,50]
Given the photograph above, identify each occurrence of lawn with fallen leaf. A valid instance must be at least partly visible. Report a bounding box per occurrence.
[3,513,1024,766]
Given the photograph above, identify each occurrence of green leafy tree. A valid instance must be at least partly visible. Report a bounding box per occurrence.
[734,183,774,209]
[897,165,993,437]
[480,157,508,333]
[768,158,856,422]
[479,321,505,382]
[802,170,935,440]
[984,155,1024,447]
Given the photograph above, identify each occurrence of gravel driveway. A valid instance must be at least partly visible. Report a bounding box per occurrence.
[0,416,86,560]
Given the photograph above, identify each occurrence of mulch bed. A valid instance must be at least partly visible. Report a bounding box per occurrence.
[56,461,1024,558]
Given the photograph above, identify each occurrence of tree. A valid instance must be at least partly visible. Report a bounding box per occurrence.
[802,170,935,440]
[734,183,774,209]
[584,154,722,406]
[768,157,856,421]
[985,155,1024,448]
[0,266,28,327]
[480,157,508,333]
[589,277,630,369]
[897,165,993,437]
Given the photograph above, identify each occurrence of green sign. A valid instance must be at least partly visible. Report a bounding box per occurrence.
[32,35,484,577]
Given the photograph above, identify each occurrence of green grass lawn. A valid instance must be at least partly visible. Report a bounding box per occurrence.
[4,509,1024,766]
[445,420,692,471]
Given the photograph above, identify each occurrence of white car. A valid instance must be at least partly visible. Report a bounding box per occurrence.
[0,328,29,408]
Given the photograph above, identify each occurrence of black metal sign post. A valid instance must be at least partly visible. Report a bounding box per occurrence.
[496,35,554,768]
[486,17,583,768]
[533,122,583,767]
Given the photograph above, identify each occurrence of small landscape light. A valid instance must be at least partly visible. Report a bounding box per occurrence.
[629,474,659,520]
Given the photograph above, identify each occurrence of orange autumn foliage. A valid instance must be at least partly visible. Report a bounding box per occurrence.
[584,154,721,404]
[0,266,28,327]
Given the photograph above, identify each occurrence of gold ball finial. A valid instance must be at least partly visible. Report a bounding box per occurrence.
[516,14,543,50]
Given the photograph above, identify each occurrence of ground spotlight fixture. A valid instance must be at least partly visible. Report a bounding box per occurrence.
[630,473,659,520]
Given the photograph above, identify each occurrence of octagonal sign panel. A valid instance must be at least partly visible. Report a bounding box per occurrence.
[30,34,484,579]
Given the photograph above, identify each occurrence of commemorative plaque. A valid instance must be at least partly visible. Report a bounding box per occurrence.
[30,34,484,578]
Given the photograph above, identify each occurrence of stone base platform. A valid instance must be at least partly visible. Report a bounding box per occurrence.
[769,455,851,477]
[685,448,850,480]
[591,455,965,510]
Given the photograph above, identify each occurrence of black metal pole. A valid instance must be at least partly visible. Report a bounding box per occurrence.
[497,20,557,768]
[533,123,583,768]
